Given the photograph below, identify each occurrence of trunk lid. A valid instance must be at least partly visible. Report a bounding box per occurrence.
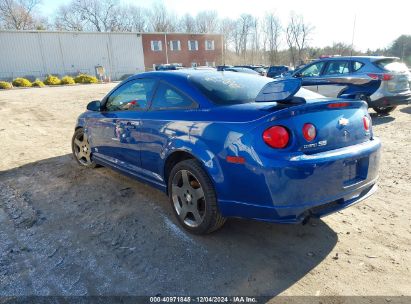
[374,58,410,92]
[386,73,410,92]
[257,99,372,154]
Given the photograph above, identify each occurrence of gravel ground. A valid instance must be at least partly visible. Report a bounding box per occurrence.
[0,84,410,298]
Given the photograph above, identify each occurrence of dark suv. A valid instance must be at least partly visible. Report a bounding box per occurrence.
[267,65,290,78]
[292,56,411,114]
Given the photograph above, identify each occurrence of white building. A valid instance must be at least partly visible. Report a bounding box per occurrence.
[0,30,146,81]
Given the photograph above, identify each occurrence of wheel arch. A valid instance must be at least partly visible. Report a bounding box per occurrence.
[163,144,224,195]
[338,89,370,100]
[164,150,196,193]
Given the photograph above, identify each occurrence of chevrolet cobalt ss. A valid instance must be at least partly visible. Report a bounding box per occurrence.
[72,71,381,234]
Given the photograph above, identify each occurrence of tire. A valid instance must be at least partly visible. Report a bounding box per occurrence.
[372,106,397,115]
[71,128,97,168]
[168,159,226,234]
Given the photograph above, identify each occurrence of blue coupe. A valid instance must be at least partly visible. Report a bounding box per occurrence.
[72,70,381,234]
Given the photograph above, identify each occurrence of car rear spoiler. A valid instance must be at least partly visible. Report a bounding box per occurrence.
[255,78,304,104]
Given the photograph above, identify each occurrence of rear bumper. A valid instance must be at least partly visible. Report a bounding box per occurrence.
[219,181,377,224]
[369,92,411,107]
[218,138,381,223]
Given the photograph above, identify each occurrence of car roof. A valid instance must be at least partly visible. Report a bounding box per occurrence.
[312,56,399,62]
[128,69,229,82]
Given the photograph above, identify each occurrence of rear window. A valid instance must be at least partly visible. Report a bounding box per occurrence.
[189,72,272,105]
[375,59,408,72]
[352,61,365,72]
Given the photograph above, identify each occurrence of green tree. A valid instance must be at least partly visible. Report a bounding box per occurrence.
[388,35,411,65]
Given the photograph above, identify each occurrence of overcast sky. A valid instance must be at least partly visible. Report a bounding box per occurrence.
[39,0,411,51]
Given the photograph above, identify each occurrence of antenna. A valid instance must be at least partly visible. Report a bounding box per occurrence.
[350,15,356,57]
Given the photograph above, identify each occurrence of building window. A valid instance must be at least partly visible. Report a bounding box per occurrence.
[170,40,181,51]
[188,40,198,51]
[151,40,162,52]
[205,61,215,67]
[205,40,215,51]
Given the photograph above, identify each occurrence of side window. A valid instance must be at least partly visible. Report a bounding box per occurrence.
[352,61,365,72]
[151,40,162,51]
[170,40,181,51]
[105,79,157,112]
[205,40,215,50]
[324,61,350,75]
[151,83,195,110]
[188,40,198,51]
[300,62,325,77]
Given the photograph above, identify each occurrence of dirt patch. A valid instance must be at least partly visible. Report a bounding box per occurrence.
[0,85,410,297]
[0,182,38,228]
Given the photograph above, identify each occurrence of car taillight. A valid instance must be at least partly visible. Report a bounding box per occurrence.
[327,102,350,108]
[367,73,393,81]
[363,116,370,131]
[302,123,316,142]
[263,126,290,149]
[382,74,394,81]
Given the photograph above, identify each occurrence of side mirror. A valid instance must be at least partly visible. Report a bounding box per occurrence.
[87,100,101,111]
[293,72,302,78]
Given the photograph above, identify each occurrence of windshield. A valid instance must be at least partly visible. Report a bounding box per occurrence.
[189,72,272,105]
[376,59,408,72]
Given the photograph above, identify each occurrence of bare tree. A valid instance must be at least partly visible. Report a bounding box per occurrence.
[55,1,148,32]
[286,12,313,66]
[110,5,147,32]
[285,25,296,66]
[264,12,281,64]
[178,13,196,32]
[249,16,260,64]
[148,2,177,32]
[195,10,218,33]
[0,0,45,29]
[54,0,122,32]
[219,18,236,54]
[54,4,85,31]
[232,20,242,55]
[238,14,253,59]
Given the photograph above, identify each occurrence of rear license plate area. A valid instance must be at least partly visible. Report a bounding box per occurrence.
[343,157,369,187]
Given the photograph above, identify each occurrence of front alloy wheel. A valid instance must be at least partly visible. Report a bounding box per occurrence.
[169,159,226,234]
[72,128,96,168]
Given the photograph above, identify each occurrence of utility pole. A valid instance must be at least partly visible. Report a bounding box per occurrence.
[164,33,169,64]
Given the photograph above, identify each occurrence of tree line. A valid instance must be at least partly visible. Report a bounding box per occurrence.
[1,0,410,67]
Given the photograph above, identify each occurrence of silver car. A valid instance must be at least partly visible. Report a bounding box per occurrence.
[292,56,411,114]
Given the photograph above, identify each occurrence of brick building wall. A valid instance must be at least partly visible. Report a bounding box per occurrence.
[141,33,223,70]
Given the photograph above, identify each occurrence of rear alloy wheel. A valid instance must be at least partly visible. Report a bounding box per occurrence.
[372,106,397,115]
[71,128,97,168]
[169,159,226,234]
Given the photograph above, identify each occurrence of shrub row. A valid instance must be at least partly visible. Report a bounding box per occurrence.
[0,74,99,89]
[0,81,13,90]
